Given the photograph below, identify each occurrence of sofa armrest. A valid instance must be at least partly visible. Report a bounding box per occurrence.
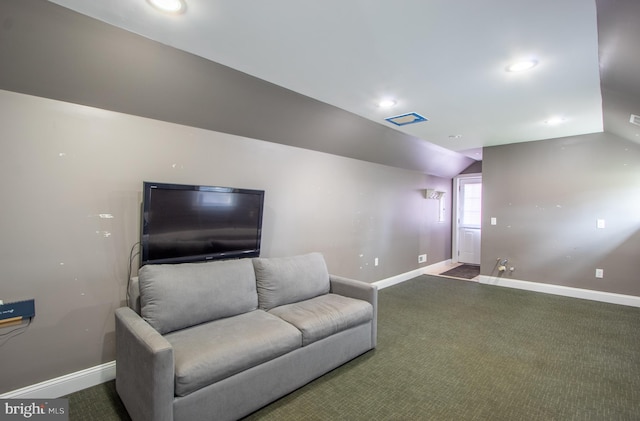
[329,275,378,348]
[115,307,175,421]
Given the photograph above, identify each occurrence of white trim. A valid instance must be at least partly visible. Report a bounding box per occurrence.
[452,173,482,264]
[420,259,456,278]
[373,268,426,290]
[371,264,640,307]
[6,271,635,400]
[373,259,452,290]
[478,275,640,308]
[0,261,447,398]
[0,261,447,399]
[0,261,446,398]
[0,361,116,399]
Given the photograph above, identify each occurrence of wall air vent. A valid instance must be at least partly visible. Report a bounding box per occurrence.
[385,112,428,126]
[630,114,640,126]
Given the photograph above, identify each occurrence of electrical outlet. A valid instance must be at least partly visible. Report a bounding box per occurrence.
[374,257,379,266]
[418,254,427,263]
[595,268,604,278]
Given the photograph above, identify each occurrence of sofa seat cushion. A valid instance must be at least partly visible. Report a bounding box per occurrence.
[269,294,373,346]
[164,310,302,397]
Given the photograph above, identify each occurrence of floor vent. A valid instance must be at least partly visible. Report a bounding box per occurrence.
[630,114,640,126]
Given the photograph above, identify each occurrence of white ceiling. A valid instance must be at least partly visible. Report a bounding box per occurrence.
[48,0,605,159]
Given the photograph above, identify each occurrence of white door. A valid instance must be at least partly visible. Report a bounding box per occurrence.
[456,176,482,265]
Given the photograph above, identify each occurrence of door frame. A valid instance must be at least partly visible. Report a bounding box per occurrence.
[452,173,482,264]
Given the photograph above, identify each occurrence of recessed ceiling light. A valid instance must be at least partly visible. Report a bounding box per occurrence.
[448,135,462,139]
[378,99,397,109]
[544,117,565,126]
[147,0,186,14]
[505,60,538,73]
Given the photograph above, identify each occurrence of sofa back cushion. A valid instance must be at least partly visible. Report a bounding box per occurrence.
[253,252,330,311]
[138,258,258,334]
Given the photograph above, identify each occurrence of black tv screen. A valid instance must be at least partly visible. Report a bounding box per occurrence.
[140,182,265,266]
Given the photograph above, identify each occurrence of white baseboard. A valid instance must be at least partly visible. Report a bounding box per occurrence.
[479,275,640,308]
[373,259,451,290]
[371,262,640,308]
[420,259,455,277]
[373,268,425,290]
[0,262,446,400]
[0,361,116,399]
[7,268,635,400]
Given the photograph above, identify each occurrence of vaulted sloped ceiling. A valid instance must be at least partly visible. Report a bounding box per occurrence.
[0,0,474,177]
[597,0,640,144]
[1,0,639,176]
[46,0,606,157]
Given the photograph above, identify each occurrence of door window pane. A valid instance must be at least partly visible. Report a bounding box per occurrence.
[462,183,482,226]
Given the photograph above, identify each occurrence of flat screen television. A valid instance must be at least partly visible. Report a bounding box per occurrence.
[140,182,265,266]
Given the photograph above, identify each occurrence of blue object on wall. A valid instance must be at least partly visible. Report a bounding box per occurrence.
[0,299,35,320]
[385,112,429,126]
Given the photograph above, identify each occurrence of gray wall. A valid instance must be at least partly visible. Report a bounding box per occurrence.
[481,132,640,296]
[0,89,451,393]
[460,160,483,174]
[0,0,463,393]
[5,0,637,396]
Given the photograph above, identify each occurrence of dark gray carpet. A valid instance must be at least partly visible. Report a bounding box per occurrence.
[439,264,480,279]
[67,276,640,420]
[66,381,130,421]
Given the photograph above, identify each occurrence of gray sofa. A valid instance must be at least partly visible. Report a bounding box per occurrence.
[115,252,377,421]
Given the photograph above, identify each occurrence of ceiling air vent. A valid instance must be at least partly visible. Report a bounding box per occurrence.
[630,114,640,127]
[385,112,428,126]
